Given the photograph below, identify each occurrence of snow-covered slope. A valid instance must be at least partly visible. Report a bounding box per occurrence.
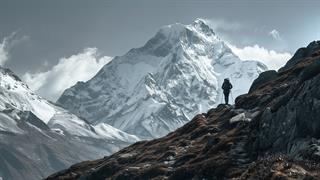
[0,67,138,180]
[57,19,267,139]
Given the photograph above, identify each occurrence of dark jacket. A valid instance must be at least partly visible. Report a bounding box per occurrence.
[222,79,233,93]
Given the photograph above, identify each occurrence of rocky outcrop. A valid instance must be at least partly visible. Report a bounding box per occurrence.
[279,40,320,72]
[47,42,320,179]
[248,70,278,93]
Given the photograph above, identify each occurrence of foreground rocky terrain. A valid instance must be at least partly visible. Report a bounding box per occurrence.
[47,41,320,179]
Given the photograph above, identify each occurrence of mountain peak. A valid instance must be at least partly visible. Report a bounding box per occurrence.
[138,19,223,58]
[191,18,215,36]
[156,19,215,38]
[193,18,206,25]
[0,66,23,82]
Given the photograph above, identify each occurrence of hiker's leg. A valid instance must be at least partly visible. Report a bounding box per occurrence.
[224,95,227,104]
[224,92,228,104]
[226,93,229,104]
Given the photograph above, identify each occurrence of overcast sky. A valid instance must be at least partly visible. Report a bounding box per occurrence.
[1,0,320,100]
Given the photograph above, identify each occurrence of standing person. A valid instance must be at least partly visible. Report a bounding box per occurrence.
[222,78,233,105]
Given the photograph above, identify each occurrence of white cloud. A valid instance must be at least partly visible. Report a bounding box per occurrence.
[269,29,281,40]
[229,44,292,70]
[0,36,10,65]
[0,32,30,66]
[23,48,112,101]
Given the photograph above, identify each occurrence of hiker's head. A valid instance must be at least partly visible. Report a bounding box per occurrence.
[224,78,230,82]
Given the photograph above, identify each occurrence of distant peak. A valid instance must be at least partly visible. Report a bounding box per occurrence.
[157,18,215,37]
[0,66,22,82]
[138,18,222,57]
[192,18,207,27]
[191,18,215,36]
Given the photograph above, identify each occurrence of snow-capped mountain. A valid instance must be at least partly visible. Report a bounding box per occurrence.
[57,19,267,139]
[0,67,138,180]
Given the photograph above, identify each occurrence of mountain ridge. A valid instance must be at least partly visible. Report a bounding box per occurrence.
[0,65,139,180]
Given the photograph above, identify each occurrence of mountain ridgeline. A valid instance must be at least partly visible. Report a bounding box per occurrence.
[57,19,267,139]
[48,41,320,179]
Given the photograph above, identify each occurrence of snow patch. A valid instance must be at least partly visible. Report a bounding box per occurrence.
[230,113,249,123]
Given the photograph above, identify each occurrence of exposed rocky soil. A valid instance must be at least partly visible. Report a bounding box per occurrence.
[47,41,320,180]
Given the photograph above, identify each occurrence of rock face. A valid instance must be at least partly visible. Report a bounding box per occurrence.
[47,41,320,179]
[57,19,267,139]
[0,66,139,180]
[248,70,278,93]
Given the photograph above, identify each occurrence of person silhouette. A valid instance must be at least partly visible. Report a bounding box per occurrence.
[222,78,233,105]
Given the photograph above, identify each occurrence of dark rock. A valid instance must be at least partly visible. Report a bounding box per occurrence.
[18,111,50,131]
[249,70,278,93]
[253,70,320,155]
[279,40,320,72]
[299,58,320,81]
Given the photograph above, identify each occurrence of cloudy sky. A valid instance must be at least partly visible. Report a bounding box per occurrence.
[1,0,320,101]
